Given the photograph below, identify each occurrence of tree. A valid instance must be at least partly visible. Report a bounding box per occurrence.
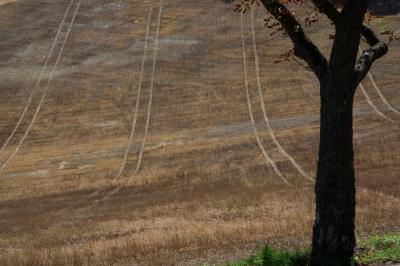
[234,0,398,265]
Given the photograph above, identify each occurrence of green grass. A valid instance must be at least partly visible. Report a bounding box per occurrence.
[355,233,400,265]
[226,245,310,266]
[227,233,400,266]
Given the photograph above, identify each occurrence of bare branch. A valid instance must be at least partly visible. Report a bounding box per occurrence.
[292,56,312,72]
[310,0,380,46]
[259,0,327,79]
[310,0,387,80]
[361,24,380,46]
[309,0,342,23]
[355,42,388,83]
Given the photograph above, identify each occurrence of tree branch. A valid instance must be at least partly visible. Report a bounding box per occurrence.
[361,24,380,46]
[309,0,342,23]
[309,0,387,81]
[355,42,388,83]
[310,0,380,46]
[259,0,327,79]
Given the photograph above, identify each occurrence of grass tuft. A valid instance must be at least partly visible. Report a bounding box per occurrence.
[229,233,400,266]
[227,245,311,266]
[355,233,400,265]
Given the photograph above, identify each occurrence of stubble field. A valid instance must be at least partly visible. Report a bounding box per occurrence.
[0,0,399,265]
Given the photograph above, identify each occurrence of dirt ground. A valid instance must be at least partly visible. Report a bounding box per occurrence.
[0,0,399,265]
[0,0,16,7]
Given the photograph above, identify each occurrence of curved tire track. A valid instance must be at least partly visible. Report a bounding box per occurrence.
[113,4,154,182]
[86,3,154,199]
[94,0,165,204]
[133,0,163,176]
[357,48,397,122]
[0,3,81,173]
[0,0,75,153]
[359,83,396,123]
[250,9,314,182]
[240,15,290,186]
[359,47,399,116]
[368,71,400,115]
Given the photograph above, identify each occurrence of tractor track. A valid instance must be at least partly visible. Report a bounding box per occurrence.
[359,47,400,116]
[367,71,400,115]
[240,14,290,186]
[92,0,165,205]
[0,2,81,173]
[250,9,314,183]
[359,83,396,123]
[0,0,75,153]
[112,3,154,182]
[86,2,154,199]
[357,48,398,122]
[89,4,153,198]
[133,0,163,176]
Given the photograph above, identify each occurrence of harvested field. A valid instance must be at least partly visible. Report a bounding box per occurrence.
[0,0,399,265]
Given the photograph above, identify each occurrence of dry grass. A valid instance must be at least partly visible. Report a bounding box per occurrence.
[0,0,399,265]
[0,0,16,7]
[0,183,399,265]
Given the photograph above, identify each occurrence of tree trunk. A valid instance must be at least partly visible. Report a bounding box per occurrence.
[311,75,356,266]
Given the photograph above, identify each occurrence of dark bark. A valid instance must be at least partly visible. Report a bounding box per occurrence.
[311,4,367,265]
[256,1,388,265]
[311,71,356,266]
[355,42,388,83]
[259,0,328,79]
